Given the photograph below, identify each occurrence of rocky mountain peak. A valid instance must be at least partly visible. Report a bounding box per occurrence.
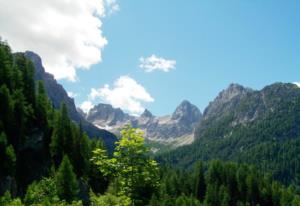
[25,51,48,79]
[171,100,202,124]
[141,109,153,119]
[86,103,128,126]
[203,83,253,119]
[218,83,251,103]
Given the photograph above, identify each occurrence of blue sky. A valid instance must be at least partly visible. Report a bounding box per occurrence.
[64,0,300,115]
[2,0,300,116]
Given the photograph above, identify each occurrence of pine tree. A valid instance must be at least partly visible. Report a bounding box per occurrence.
[36,81,51,154]
[0,132,16,177]
[50,103,73,166]
[194,161,206,202]
[14,54,35,106]
[11,89,28,147]
[55,155,79,203]
[0,85,13,135]
[0,41,13,90]
[72,122,90,177]
[219,185,230,206]
[36,81,49,128]
[148,194,160,206]
[246,169,260,206]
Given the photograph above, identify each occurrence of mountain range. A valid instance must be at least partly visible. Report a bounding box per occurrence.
[81,100,202,150]
[158,82,300,185]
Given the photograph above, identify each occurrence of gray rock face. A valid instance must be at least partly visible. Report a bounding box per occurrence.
[172,100,202,124]
[203,84,253,121]
[77,108,87,119]
[195,82,300,139]
[25,51,80,122]
[86,104,132,130]
[84,100,202,145]
[24,51,116,150]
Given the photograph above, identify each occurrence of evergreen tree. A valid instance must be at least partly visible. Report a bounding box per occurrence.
[0,85,13,135]
[14,54,35,107]
[55,155,79,203]
[11,89,28,147]
[36,81,52,153]
[194,161,206,202]
[246,169,260,206]
[0,132,16,177]
[71,122,90,177]
[50,103,73,166]
[0,41,13,90]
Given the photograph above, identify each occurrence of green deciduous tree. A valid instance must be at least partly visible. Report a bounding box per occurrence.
[92,125,160,205]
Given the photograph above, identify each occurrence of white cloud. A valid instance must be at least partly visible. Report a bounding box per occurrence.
[67,91,78,98]
[139,55,176,73]
[0,0,119,81]
[89,76,154,114]
[105,0,120,15]
[293,82,300,88]
[80,101,94,113]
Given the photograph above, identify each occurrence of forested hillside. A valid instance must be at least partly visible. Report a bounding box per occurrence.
[157,83,300,188]
[1,40,300,206]
[24,51,116,152]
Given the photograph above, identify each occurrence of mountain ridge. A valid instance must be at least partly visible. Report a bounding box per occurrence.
[24,51,116,151]
[158,82,300,185]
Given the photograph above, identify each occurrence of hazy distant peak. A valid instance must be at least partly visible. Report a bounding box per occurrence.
[141,109,153,118]
[171,100,202,124]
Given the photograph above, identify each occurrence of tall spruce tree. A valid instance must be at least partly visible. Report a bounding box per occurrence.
[50,103,73,167]
[0,132,16,177]
[55,155,79,203]
[194,161,206,202]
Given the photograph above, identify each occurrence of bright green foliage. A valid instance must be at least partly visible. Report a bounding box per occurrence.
[175,194,201,206]
[92,125,160,205]
[91,147,113,176]
[114,125,159,199]
[55,156,79,203]
[24,177,57,205]
[88,139,109,194]
[24,177,83,206]
[0,192,23,206]
[90,192,131,206]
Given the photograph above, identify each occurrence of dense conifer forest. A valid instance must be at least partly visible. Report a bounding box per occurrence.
[1,40,300,206]
[157,84,300,189]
